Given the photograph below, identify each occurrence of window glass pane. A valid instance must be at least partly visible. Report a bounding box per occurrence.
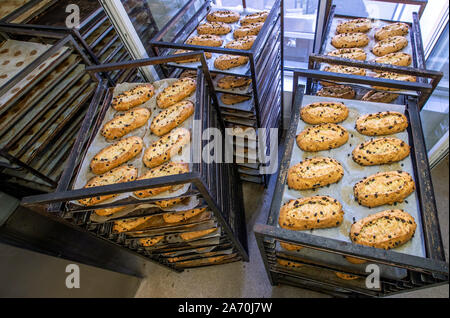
[420,23,449,151]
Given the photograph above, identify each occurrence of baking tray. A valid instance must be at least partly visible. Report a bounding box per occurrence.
[279,94,426,259]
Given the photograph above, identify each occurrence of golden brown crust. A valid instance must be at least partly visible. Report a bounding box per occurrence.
[111,84,154,111]
[287,157,344,190]
[143,127,190,169]
[214,54,249,70]
[78,165,138,206]
[324,65,366,76]
[356,111,408,136]
[154,197,185,209]
[220,93,250,105]
[280,242,304,251]
[101,108,151,141]
[133,162,189,198]
[90,136,143,175]
[140,236,164,247]
[336,18,372,34]
[113,216,155,233]
[372,36,408,57]
[331,33,369,48]
[300,102,349,124]
[375,22,409,41]
[335,272,359,280]
[179,70,198,79]
[352,137,410,166]
[374,52,412,67]
[279,196,344,230]
[206,10,240,23]
[296,123,349,152]
[217,75,251,89]
[185,34,223,47]
[317,85,356,99]
[277,258,304,269]
[372,72,416,91]
[345,256,367,264]
[361,90,399,103]
[233,22,264,38]
[350,209,417,249]
[156,78,196,109]
[353,171,415,207]
[240,11,269,25]
[95,206,126,217]
[327,48,367,60]
[150,101,194,137]
[174,49,212,63]
[180,227,217,241]
[162,207,207,224]
[196,21,232,35]
[224,36,256,50]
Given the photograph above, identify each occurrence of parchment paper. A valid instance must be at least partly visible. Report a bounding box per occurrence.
[278,95,426,258]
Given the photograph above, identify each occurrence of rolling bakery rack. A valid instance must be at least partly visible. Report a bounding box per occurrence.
[149,0,284,185]
[298,2,440,109]
[21,53,249,272]
[0,24,98,196]
[253,69,448,297]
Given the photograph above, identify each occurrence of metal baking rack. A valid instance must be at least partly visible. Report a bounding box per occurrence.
[0,24,99,196]
[254,72,448,297]
[149,0,284,185]
[305,4,441,109]
[21,54,249,272]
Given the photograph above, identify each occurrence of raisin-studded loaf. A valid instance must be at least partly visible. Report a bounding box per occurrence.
[220,93,250,105]
[224,36,256,50]
[133,162,189,198]
[323,65,366,76]
[372,72,416,91]
[150,101,194,137]
[350,209,417,250]
[316,85,356,100]
[280,242,304,251]
[101,108,151,140]
[352,137,410,166]
[361,90,399,103]
[174,49,212,63]
[356,111,408,136]
[279,196,344,230]
[240,11,269,25]
[196,21,232,35]
[156,78,196,109]
[78,165,138,206]
[374,22,409,41]
[353,170,415,207]
[335,272,359,280]
[336,18,372,34]
[143,127,190,169]
[206,10,240,23]
[277,259,304,269]
[90,136,144,175]
[287,157,344,190]
[331,32,369,48]
[162,207,207,224]
[140,236,164,247]
[300,102,349,124]
[185,34,223,47]
[214,54,249,70]
[296,123,349,152]
[113,216,155,233]
[111,84,154,111]
[327,48,367,60]
[180,228,217,241]
[372,36,408,56]
[233,22,264,38]
[374,52,412,67]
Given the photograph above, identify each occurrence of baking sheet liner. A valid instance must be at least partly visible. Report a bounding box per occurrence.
[166,5,270,76]
[278,94,426,259]
[322,17,418,96]
[72,79,195,207]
